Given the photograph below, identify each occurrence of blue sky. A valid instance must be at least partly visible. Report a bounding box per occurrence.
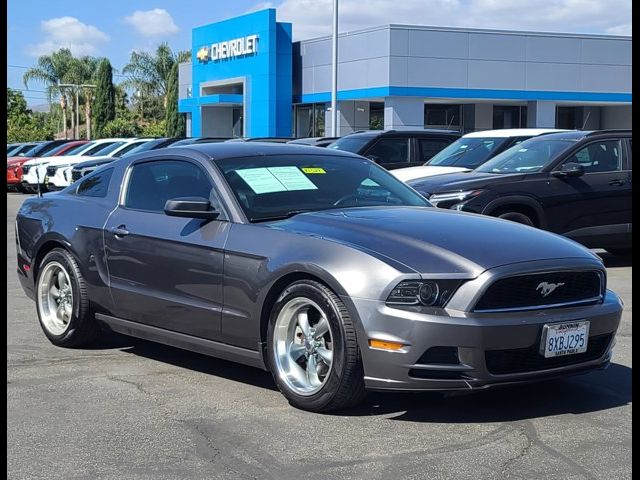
[8,0,632,106]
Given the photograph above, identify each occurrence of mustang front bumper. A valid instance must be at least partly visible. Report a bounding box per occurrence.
[349,289,622,391]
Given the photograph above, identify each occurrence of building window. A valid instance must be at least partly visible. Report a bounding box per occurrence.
[557,107,581,129]
[369,102,384,130]
[493,106,527,129]
[425,104,462,131]
[294,103,326,137]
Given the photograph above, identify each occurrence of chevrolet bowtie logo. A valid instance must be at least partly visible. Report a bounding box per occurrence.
[197,46,210,62]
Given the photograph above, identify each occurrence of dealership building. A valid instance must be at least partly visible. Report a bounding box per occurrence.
[178,9,631,138]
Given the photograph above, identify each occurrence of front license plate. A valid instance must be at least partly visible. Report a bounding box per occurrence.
[540,321,590,358]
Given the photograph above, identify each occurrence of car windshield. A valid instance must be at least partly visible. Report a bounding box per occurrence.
[59,143,89,156]
[217,154,430,222]
[113,141,147,157]
[326,135,373,153]
[426,137,511,168]
[476,138,574,174]
[86,141,125,156]
[41,143,75,157]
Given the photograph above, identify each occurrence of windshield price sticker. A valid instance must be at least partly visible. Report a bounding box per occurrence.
[236,167,318,194]
[301,167,326,174]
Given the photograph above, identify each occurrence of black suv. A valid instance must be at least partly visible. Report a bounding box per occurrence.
[408,130,632,254]
[327,129,460,170]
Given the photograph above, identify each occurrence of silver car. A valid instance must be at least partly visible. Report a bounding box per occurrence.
[16,143,622,412]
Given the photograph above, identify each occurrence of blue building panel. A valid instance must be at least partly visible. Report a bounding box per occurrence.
[179,9,292,137]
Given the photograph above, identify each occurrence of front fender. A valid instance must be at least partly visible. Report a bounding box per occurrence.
[482,195,547,229]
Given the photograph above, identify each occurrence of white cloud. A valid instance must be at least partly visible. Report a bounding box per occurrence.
[251,0,632,40]
[124,9,180,37]
[28,17,109,56]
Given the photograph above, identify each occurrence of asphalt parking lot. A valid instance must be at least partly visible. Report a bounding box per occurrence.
[6,192,632,480]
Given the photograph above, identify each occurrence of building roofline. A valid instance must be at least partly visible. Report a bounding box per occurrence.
[296,23,631,45]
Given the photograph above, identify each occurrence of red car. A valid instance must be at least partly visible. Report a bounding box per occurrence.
[7,141,88,192]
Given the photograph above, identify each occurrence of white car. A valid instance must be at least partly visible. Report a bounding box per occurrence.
[21,139,130,191]
[44,138,154,190]
[391,129,568,183]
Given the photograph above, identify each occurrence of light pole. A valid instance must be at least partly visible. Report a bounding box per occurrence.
[330,0,339,137]
[59,83,97,139]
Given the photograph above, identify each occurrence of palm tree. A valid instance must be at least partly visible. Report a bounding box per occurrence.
[122,43,190,112]
[23,48,75,138]
[68,56,101,139]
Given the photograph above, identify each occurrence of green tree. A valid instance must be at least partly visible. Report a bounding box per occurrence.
[141,119,166,137]
[102,117,141,137]
[92,59,116,138]
[6,89,52,142]
[165,63,185,137]
[22,48,75,138]
[122,43,190,114]
[7,88,30,117]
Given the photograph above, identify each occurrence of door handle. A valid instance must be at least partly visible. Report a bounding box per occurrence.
[608,179,625,186]
[110,225,129,237]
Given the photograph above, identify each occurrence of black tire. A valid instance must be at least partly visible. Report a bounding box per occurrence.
[266,279,366,412]
[606,248,631,257]
[35,248,100,347]
[497,211,534,227]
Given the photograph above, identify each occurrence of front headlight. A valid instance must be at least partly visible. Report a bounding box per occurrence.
[386,280,463,307]
[428,190,484,208]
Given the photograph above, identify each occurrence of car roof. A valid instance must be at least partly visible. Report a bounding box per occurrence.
[164,141,366,162]
[345,129,460,137]
[525,129,632,142]
[464,128,569,138]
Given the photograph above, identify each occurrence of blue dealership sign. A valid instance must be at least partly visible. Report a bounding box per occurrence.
[179,9,292,137]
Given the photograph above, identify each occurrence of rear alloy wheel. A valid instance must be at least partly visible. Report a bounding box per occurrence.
[267,280,366,412]
[36,248,100,347]
[498,211,534,227]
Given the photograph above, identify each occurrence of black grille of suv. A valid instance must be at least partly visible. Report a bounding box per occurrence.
[46,166,57,177]
[485,333,612,375]
[474,271,603,312]
[71,170,82,182]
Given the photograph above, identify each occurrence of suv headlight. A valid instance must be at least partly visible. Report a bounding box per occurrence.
[386,280,463,307]
[428,190,484,208]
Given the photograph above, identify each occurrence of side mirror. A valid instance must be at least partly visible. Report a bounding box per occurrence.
[164,197,220,220]
[552,162,585,178]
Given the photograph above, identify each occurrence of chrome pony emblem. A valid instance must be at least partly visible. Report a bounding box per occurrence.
[536,281,565,297]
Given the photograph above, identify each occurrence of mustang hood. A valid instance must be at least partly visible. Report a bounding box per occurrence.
[272,207,595,276]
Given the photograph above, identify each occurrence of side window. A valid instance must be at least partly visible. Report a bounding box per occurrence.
[76,168,114,198]
[124,160,223,215]
[419,139,452,162]
[365,138,410,164]
[565,140,622,173]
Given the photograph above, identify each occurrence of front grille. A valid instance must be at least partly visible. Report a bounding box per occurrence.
[474,271,603,312]
[71,170,83,182]
[485,333,612,375]
[46,166,57,177]
[22,165,31,175]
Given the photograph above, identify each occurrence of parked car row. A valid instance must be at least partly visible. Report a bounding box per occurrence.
[7,128,632,253]
[16,140,624,411]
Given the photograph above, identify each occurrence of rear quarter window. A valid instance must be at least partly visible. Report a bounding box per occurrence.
[76,168,114,198]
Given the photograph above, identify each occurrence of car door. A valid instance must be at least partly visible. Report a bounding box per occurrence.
[544,137,631,238]
[362,136,411,170]
[103,156,230,340]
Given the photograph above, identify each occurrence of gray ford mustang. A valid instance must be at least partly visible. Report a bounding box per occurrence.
[15,142,623,412]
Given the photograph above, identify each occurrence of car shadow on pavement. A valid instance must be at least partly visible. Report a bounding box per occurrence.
[340,363,632,422]
[99,331,278,391]
[92,331,631,420]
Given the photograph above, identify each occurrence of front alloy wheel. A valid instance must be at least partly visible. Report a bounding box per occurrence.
[267,280,366,412]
